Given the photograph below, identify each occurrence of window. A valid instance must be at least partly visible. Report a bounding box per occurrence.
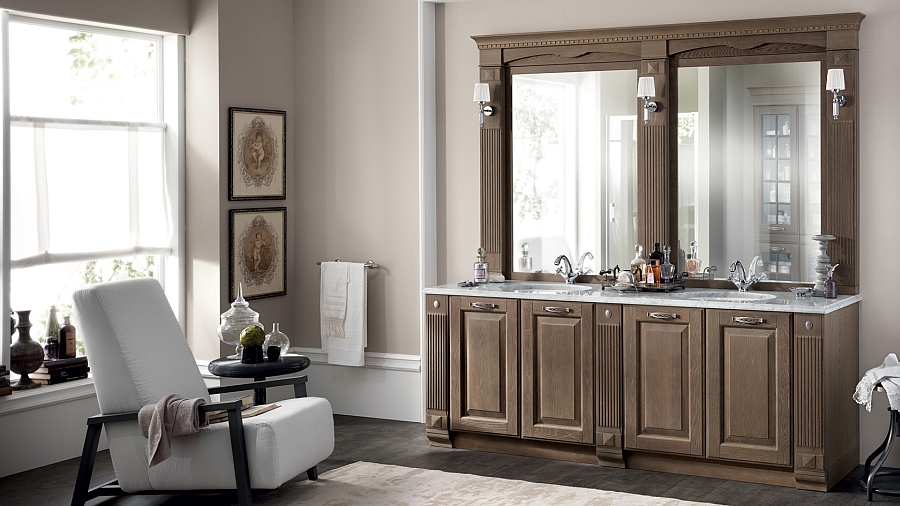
[1,15,183,367]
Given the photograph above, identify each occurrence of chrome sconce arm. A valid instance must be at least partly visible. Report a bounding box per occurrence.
[473,83,495,128]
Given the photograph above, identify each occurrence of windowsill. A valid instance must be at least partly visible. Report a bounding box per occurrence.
[0,360,217,416]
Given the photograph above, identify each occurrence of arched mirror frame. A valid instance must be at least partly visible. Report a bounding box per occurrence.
[473,12,863,293]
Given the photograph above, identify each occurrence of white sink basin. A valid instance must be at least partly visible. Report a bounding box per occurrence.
[675,291,777,302]
[481,283,593,295]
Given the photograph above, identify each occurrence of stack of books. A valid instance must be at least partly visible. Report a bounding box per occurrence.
[0,365,10,396]
[206,394,279,424]
[34,356,89,385]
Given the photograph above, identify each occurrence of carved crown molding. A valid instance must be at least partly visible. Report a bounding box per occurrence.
[472,13,864,50]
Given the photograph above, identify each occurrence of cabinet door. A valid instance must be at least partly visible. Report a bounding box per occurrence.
[624,305,704,456]
[521,300,593,444]
[450,296,519,436]
[707,310,792,466]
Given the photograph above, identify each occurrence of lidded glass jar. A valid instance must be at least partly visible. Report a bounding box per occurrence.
[218,284,264,359]
[264,323,290,357]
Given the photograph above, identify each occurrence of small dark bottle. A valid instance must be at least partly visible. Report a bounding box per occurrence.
[59,315,76,358]
[44,336,59,360]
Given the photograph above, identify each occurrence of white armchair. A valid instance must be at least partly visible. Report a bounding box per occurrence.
[71,278,334,506]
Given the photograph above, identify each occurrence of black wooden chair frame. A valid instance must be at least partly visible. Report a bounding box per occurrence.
[72,375,314,506]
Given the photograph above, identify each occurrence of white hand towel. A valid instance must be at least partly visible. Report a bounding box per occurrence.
[322,262,367,366]
[854,353,900,411]
[320,261,349,350]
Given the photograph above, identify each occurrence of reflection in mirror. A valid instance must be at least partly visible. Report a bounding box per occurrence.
[677,62,820,283]
[512,69,637,274]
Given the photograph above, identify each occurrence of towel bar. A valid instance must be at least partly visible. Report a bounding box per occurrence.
[316,259,378,268]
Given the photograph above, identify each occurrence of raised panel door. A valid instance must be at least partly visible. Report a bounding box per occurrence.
[707,309,792,466]
[624,305,704,456]
[521,301,593,444]
[450,296,519,436]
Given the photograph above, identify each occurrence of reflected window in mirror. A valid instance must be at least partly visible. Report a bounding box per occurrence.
[677,62,820,283]
[512,69,637,274]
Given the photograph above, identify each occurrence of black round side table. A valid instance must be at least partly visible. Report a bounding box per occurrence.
[862,384,900,501]
[208,354,311,405]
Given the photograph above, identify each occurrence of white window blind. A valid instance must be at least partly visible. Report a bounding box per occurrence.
[10,116,171,269]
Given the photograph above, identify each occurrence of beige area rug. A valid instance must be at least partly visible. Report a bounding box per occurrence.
[286,461,716,505]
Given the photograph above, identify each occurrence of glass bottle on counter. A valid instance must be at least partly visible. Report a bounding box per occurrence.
[474,247,489,284]
[660,245,676,283]
[518,243,533,272]
[824,264,838,299]
[630,245,646,282]
[685,240,702,277]
[59,315,77,359]
[647,243,663,285]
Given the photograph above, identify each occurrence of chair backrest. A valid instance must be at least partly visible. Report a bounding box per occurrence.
[73,278,210,414]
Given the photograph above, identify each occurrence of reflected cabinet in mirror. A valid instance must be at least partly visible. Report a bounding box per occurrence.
[677,62,821,283]
[512,70,637,274]
[473,13,861,292]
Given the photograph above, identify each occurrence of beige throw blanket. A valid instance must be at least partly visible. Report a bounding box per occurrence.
[138,394,208,467]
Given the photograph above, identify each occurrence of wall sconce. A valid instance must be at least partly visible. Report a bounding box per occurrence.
[825,69,846,120]
[474,83,494,128]
[637,76,658,125]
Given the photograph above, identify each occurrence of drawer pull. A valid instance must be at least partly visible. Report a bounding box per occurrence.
[769,226,785,231]
[469,302,497,310]
[648,312,678,320]
[543,306,572,314]
[770,247,786,252]
[733,316,765,325]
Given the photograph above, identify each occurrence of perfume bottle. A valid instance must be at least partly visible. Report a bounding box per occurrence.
[824,264,838,299]
[59,315,77,359]
[518,243,533,272]
[660,245,676,283]
[630,245,646,282]
[648,243,663,285]
[474,247,489,284]
[685,240,702,277]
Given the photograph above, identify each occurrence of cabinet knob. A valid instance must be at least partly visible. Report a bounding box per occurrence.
[806,321,813,330]
[433,300,440,309]
[605,309,612,319]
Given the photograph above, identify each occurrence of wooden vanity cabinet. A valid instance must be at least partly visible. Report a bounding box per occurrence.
[449,296,519,436]
[623,305,704,456]
[521,300,593,444]
[706,310,792,467]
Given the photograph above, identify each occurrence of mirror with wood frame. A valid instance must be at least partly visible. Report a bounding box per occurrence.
[472,13,862,293]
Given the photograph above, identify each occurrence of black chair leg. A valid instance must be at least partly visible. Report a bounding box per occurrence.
[306,466,319,481]
[71,423,103,506]
[227,409,253,506]
[868,411,898,501]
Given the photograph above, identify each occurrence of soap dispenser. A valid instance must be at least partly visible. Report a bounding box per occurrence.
[518,242,533,272]
[824,264,838,299]
[474,247,489,284]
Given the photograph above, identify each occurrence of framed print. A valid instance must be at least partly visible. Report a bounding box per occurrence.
[230,207,287,300]
[229,107,286,200]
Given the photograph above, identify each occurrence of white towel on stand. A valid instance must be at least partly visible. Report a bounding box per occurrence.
[320,262,367,366]
[854,353,900,411]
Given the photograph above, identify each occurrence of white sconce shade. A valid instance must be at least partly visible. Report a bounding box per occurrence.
[825,68,845,91]
[637,76,656,98]
[473,83,491,103]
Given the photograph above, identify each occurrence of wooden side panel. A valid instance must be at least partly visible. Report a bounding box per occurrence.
[521,301,593,444]
[793,313,824,489]
[595,303,624,467]
[478,67,507,274]
[450,296,519,436]
[823,304,859,482]
[624,305,703,456]
[707,310,792,466]
[426,295,451,446]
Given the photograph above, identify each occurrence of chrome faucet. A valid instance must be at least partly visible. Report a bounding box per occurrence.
[727,256,767,292]
[554,252,593,284]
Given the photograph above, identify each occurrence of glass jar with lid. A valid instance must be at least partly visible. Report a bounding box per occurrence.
[218,284,264,359]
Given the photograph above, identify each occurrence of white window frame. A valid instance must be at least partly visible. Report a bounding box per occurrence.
[0,13,185,368]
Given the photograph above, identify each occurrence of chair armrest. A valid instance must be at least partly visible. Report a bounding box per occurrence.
[207,375,308,395]
[198,399,244,414]
[87,411,139,425]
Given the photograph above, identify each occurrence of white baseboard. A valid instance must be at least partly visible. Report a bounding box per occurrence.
[292,347,423,423]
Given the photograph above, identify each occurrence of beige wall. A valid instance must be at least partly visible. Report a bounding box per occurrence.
[293,0,420,355]
[0,0,189,34]
[440,0,900,464]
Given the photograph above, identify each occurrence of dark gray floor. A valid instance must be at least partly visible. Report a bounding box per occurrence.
[0,415,893,505]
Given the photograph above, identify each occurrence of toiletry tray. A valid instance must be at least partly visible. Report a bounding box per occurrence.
[632,280,686,293]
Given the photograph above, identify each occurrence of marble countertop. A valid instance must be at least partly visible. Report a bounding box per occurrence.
[423,282,860,314]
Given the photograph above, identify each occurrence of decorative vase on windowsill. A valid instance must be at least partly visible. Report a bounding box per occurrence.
[10,310,43,390]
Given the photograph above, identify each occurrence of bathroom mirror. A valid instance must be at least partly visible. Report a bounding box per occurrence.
[511,69,638,273]
[677,61,821,283]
